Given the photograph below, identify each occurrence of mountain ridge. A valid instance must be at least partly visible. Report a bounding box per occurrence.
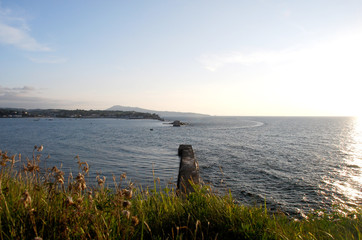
[107,105,210,119]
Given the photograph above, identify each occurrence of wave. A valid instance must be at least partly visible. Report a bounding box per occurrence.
[208,120,264,131]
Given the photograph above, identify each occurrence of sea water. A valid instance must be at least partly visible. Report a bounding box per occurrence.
[1,116,361,216]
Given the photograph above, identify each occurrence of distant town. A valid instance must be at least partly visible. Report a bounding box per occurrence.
[0,108,164,121]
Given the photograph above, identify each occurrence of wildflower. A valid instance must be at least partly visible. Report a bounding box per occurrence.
[11,155,16,166]
[82,163,89,174]
[131,216,139,226]
[122,210,130,219]
[65,196,74,206]
[54,169,65,185]
[87,190,93,201]
[122,200,131,209]
[37,145,43,152]
[1,151,9,166]
[0,158,8,166]
[74,173,87,191]
[76,157,89,174]
[97,176,106,186]
[68,172,74,190]
[21,190,32,207]
[58,178,64,184]
[122,189,133,199]
[121,173,127,179]
[76,197,83,204]
[24,160,40,173]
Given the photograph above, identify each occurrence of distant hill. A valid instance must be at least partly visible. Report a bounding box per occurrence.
[107,105,210,119]
[0,108,163,120]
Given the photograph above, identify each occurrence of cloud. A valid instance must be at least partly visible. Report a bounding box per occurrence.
[0,85,73,109]
[0,5,50,51]
[0,85,36,95]
[0,94,64,109]
[0,85,93,109]
[199,49,293,71]
[0,85,47,108]
[199,27,362,72]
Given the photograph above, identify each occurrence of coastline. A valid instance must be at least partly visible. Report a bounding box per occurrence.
[0,148,360,239]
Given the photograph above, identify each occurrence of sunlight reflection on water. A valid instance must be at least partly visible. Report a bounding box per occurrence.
[1,117,361,216]
[331,117,362,209]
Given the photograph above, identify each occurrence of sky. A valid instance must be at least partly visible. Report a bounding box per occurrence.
[1,0,362,116]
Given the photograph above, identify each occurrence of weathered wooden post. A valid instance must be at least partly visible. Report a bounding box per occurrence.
[177,145,200,193]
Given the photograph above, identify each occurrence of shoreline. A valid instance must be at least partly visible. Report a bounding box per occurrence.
[0,148,361,239]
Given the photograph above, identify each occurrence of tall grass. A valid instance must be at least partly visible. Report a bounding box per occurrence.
[0,147,361,239]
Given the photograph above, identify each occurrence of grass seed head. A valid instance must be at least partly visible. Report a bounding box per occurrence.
[24,161,40,173]
[87,190,93,201]
[76,197,83,204]
[65,196,74,206]
[97,176,106,186]
[122,200,131,209]
[37,145,43,152]
[74,173,87,191]
[54,169,65,184]
[83,166,89,173]
[122,189,133,199]
[1,151,9,166]
[76,173,84,181]
[122,210,131,219]
[21,190,32,207]
[131,216,140,226]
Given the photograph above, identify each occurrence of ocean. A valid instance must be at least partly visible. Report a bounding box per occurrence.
[1,116,361,216]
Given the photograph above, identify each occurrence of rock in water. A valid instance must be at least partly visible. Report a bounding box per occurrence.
[177,145,200,193]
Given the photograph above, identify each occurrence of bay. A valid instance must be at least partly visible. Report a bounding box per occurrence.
[1,116,361,216]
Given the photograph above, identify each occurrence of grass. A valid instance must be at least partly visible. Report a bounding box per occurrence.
[0,147,361,239]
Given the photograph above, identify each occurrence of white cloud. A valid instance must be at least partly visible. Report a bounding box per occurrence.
[0,85,36,96]
[0,85,83,109]
[199,27,362,73]
[199,49,293,71]
[0,5,50,51]
[197,27,362,116]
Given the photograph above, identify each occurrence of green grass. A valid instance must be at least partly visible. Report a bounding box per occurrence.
[0,147,361,239]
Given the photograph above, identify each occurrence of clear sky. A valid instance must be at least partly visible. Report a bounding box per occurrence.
[1,0,362,116]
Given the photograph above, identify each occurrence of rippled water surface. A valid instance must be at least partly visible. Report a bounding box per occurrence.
[1,116,361,215]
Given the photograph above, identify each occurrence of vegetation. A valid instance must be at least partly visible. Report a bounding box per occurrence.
[0,147,361,239]
[0,108,163,120]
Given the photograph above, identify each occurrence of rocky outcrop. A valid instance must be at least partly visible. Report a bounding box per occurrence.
[172,120,188,127]
[173,120,181,127]
[177,145,200,193]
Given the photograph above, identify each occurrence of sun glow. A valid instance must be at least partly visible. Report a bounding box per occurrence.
[343,117,362,199]
[350,118,362,193]
[327,117,362,209]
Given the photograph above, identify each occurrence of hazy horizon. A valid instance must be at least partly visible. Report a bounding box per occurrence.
[1,1,362,117]
[1,105,360,118]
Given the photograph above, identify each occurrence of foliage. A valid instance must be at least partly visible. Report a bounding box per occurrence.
[0,148,361,239]
[0,108,163,120]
